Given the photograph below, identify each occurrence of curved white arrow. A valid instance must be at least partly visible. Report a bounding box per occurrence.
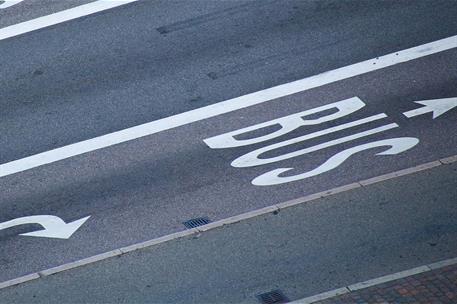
[0,215,90,239]
[403,97,457,119]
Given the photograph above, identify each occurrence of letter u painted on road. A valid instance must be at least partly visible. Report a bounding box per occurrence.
[204,97,427,186]
[204,97,365,149]
[251,137,419,186]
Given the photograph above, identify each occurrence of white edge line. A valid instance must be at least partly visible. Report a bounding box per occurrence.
[0,0,138,42]
[0,155,456,291]
[1,35,457,178]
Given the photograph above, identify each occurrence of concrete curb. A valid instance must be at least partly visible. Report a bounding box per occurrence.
[0,273,40,290]
[1,154,456,291]
[289,257,457,304]
[291,287,350,304]
[39,250,123,277]
[347,265,430,291]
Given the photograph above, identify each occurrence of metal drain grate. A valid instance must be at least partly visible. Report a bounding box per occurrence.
[183,217,211,229]
[256,290,289,304]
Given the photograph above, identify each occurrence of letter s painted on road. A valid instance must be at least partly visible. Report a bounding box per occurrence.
[251,137,420,186]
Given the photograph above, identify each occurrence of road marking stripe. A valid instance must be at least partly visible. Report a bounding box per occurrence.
[0,0,137,42]
[1,154,456,290]
[1,35,457,178]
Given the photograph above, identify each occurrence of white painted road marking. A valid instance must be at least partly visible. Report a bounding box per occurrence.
[230,114,390,168]
[0,0,137,41]
[290,257,457,304]
[0,0,24,9]
[0,154,456,290]
[1,35,457,178]
[252,138,419,186]
[231,121,398,168]
[403,97,457,119]
[204,97,366,149]
[208,97,456,185]
[0,215,90,239]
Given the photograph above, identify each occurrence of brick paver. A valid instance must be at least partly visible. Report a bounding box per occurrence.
[315,264,457,304]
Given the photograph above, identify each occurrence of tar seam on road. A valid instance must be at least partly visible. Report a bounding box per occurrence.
[1,154,456,291]
[1,35,457,178]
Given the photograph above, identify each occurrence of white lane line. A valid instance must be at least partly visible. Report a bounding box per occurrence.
[0,0,137,41]
[1,35,457,178]
[1,155,456,290]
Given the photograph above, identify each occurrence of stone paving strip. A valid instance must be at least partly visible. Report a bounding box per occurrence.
[305,262,457,304]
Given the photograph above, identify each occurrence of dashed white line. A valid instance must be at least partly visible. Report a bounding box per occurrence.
[0,0,137,41]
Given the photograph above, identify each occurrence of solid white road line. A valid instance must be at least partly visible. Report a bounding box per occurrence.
[1,154,456,290]
[1,35,457,178]
[0,0,138,41]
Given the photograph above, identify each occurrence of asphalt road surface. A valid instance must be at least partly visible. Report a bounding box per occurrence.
[0,0,456,302]
[1,160,456,303]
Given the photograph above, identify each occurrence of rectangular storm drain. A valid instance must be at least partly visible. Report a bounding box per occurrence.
[183,217,211,229]
[256,290,289,304]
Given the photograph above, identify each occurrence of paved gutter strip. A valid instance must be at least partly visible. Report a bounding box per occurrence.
[440,155,457,164]
[290,288,351,304]
[1,154,456,290]
[347,265,430,291]
[119,228,200,254]
[196,205,280,232]
[428,257,457,270]
[358,160,442,186]
[290,258,457,304]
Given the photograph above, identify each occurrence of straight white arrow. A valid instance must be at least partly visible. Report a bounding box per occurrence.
[0,215,90,239]
[403,97,457,119]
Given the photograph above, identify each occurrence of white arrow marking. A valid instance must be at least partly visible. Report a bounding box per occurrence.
[403,97,457,119]
[0,215,90,239]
